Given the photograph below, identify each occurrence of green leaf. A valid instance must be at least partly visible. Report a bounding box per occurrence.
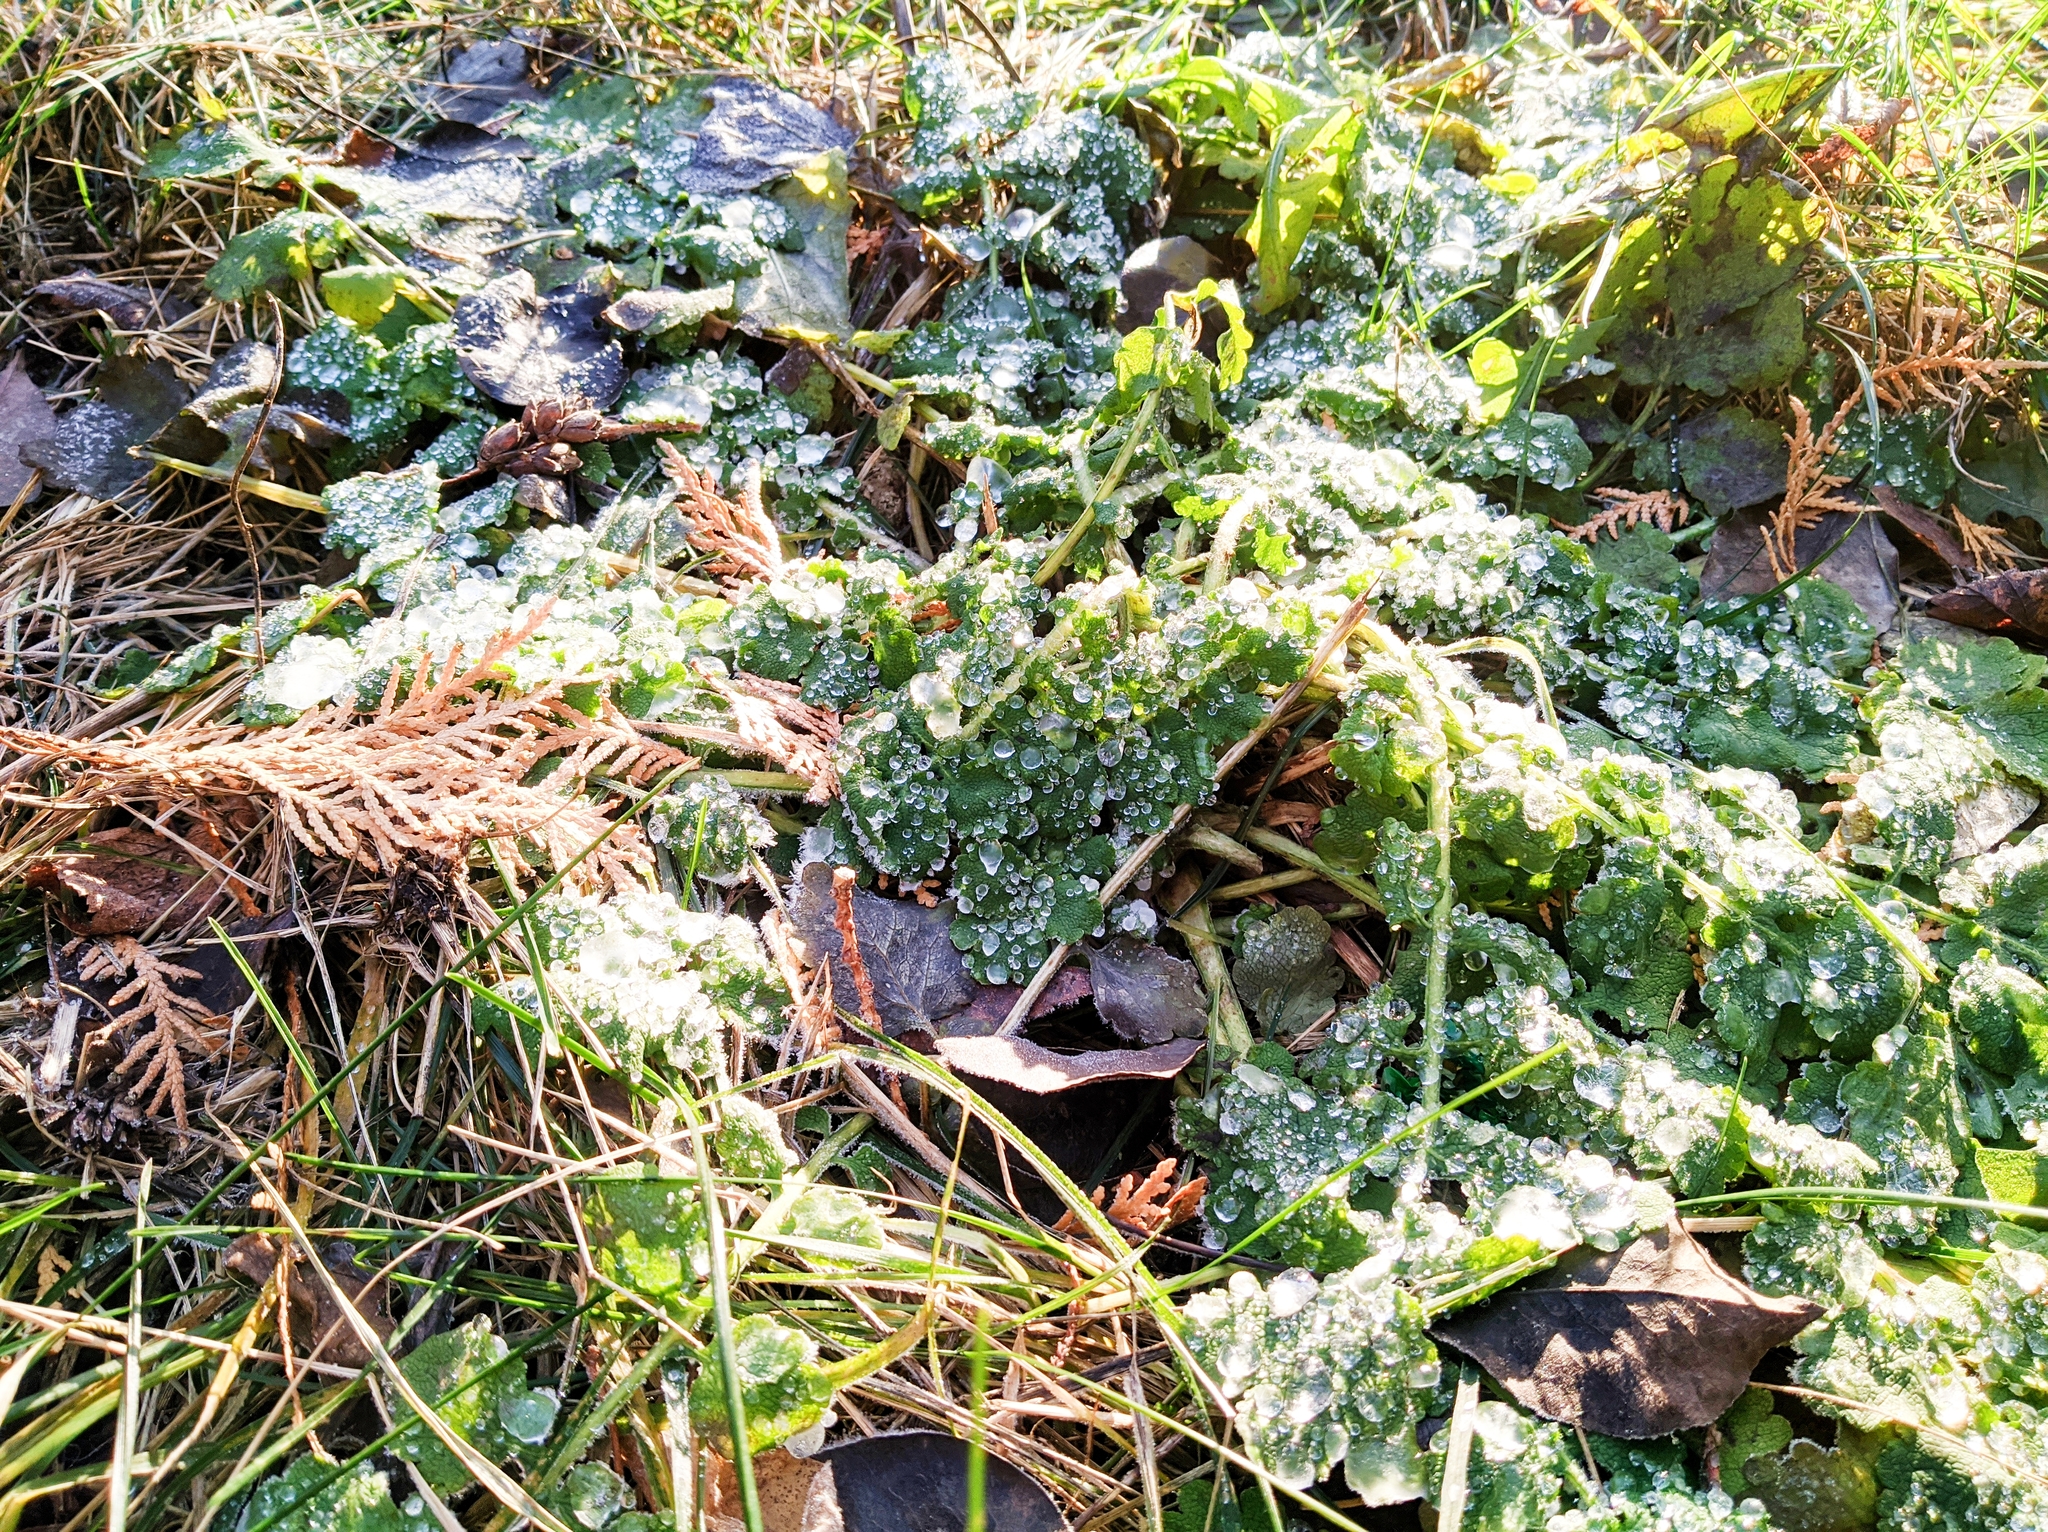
[1468,337,1520,423]
[1950,952,2048,1077]
[145,121,294,182]
[208,211,349,302]
[687,1315,835,1456]
[1897,629,2047,708]
[1960,685,2048,789]
[1605,158,1825,394]
[392,1318,560,1496]
[1975,1145,2048,1206]
[322,465,442,559]
[734,150,851,336]
[245,1456,437,1532]
[1667,160,1829,329]
[321,266,402,328]
[1232,905,1342,1038]
[584,1174,709,1306]
[1654,66,1840,154]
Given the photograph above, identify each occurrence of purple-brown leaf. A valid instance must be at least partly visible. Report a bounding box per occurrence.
[1431,1220,1822,1438]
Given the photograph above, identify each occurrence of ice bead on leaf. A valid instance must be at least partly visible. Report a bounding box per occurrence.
[688,1314,835,1456]
[390,1318,560,1493]
[1182,1255,1439,1495]
[647,776,774,885]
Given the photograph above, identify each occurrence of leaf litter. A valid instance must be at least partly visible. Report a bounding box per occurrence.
[8,7,2048,1532]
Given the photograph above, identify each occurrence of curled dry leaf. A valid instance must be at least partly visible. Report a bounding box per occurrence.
[31,274,190,330]
[1927,567,2048,644]
[1431,1220,1823,1438]
[25,826,225,935]
[224,1232,394,1369]
[932,1033,1203,1094]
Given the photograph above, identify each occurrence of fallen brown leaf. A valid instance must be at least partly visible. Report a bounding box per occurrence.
[1926,567,2048,644]
[1431,1220,1822,1438]
[932,1033,1202,1093]
[1869,484,1971,575]
[25,826,224,936]
[224,1232,393,1369]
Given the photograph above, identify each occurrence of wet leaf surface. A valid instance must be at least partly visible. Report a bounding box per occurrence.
[1431,1221,1822,1437]
[453,271,625,407]
[1231,905,1341,1038]
[1087,936,1208,1044]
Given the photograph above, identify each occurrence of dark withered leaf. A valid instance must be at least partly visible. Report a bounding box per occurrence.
[224,1232,393,1370]
[677,78,853,197]
[788,862,978,1035]
[32,274,189,331]
[1701,507,1900,634]
[0,355,57,506]
[1927,567,2048,644]
[933,1033,1202,1094]
[707,1433,1066,1531]
[1676,405,1787,515]
[20,353,191,496]
[452,270,624,408]
[932,965,1093,1036]
[1431,1220,1822,1438]
[1232,905,1342,1038]
[1088,937,1208,1044]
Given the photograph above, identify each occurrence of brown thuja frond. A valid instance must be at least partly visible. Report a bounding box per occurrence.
[1851,274,2048,414]
[1766,397,1865,580]
[74,936,227,1130]
[658,444,783,585]
[648,667,842,802]
[1953,513,2027,573]
[1561,488,1690,542]
[1056,1159,1207,1241]
[0,613,695,895]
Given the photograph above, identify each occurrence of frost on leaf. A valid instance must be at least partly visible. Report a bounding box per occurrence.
[1184,1258,1440,1498]
[688,1314,835,1455]
[390,1317,560,1494]
[453,271,626,408]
